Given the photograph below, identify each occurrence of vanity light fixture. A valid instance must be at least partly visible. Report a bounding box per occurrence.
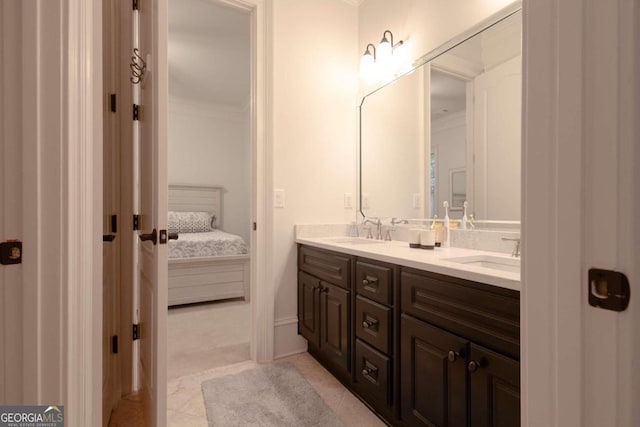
[360,43,377,82]
[378,30,403,62]
[360,30,405,82]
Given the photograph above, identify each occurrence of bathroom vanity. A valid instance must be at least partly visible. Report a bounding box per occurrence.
[297,3,523,424]
[296,236,520,427]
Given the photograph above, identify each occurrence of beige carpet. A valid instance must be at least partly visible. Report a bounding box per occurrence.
[201,362,345,427]
[168,300,250,380]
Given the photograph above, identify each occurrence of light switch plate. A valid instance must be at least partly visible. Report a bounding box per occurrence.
[274,189,285,208]
[412,193,422,209]
[344,193,353,209]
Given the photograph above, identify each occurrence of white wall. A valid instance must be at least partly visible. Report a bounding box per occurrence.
[271,0,359,357]
[168,98,251,243]
[358,0,519,89]
[431,111,466,219]
[360,68,424,219]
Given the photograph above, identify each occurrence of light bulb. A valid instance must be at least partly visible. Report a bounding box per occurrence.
[360,51,376,82]
[378,38,392,63]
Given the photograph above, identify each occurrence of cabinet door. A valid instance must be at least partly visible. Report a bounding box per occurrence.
[401,314,468,427]
[319,281,350,373]
[298,272,320,347]
[468,344,520,427]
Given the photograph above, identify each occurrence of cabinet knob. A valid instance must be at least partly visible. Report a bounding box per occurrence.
[362,277,378,287]
[319,285,329,293]
[468,360,483,373]
[448,350,462,362]
[362,366,378,377]
[362,318,378,329]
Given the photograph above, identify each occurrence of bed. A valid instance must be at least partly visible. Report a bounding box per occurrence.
[168,184,250,306]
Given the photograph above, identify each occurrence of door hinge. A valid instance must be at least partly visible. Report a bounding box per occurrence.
[0,240,22,265]
[253,222,257,231]
[132,324,140,341]
[133,104,140,121]
[110,93,117,112]
[111,214,118,233]
[133,0,139,11]
[112,335,119,354]
[133,214,140,231]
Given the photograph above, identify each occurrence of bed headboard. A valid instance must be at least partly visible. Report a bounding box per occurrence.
[168,184,224,229]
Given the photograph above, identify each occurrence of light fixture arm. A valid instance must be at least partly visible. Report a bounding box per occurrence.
[381,30,404,50]
[363,43,376,60]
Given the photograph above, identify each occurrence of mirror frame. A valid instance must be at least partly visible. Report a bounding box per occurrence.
[358,1,523,222]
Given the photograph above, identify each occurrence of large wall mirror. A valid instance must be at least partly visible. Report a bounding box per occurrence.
[359,8,522,223]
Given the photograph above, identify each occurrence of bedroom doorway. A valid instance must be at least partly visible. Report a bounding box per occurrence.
[165,0,253,381]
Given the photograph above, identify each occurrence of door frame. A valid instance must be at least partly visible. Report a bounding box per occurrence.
[207,0,275,363]
[522,0,639,425]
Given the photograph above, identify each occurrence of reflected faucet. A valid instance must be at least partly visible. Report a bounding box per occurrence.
[502,237,521,258]
[363,218,382,240]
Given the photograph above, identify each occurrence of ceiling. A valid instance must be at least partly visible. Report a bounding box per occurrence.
[168,0,250,108]
[430,69,467,121]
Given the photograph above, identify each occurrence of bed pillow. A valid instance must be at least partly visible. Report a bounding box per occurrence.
[168,211,214,233]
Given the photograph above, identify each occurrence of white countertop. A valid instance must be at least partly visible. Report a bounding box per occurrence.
[296,236,520,292]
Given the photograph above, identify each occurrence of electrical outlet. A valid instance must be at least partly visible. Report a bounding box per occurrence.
[412,193,422,209]
[362,194,370,209]
[274,189,285,208]
[344,193,353,209]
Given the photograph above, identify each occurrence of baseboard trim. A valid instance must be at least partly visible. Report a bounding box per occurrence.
[274,316,307,359]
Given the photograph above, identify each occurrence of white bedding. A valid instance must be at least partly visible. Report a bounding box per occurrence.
[168,230,249,259]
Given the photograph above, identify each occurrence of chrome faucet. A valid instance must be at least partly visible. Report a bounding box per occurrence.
[502,237,521,258]
[391,217,408,226]
[363,218,382,240]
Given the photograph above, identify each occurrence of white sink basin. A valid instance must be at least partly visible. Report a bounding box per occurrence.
[443,255,520,274]
[326,237,386,245]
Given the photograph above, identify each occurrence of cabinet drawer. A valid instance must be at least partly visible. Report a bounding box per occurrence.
[299,245,351,289]
[401,268,520,359]
[355,296,392,355]
[356,260,393,305]
[354,339,391,407]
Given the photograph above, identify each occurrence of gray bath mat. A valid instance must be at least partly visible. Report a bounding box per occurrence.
[201,362,345,426]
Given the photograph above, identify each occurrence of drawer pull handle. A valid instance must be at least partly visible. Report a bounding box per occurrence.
[362,366,378,376]
[468,360,484,373]
[448,350,464,363]
[362,277,379,287]
[318,284,329,293]
[362,319,378,329]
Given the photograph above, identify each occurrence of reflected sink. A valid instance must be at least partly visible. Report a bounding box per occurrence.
[326,237,386,245]
[443,255,520,274]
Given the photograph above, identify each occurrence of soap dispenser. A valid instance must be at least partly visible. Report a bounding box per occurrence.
[443,201,450,248]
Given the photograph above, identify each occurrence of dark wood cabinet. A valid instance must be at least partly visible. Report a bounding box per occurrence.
[400,314,468,427]
[399,267,520,427]
[297,246,353,381]
[469,344,520,427]
[298,271,321,346]
[297,245,521,427]
[319,282,350,372]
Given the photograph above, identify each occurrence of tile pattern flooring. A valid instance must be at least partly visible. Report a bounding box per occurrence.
[109,300,385,426]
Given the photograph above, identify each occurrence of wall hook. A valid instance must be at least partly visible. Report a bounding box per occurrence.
[130,48,147,84]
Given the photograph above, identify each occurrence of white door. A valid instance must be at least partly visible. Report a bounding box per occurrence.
[471,55,521,221]
[102,0,123,424]
[135,0,168,425]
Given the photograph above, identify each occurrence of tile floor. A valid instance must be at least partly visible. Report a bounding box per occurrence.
[167,353,386,427]
[110,299,384,426]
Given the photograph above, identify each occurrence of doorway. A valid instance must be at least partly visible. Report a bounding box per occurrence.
[165,0,253,380]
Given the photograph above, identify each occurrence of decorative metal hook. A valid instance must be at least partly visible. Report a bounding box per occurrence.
[130,48,147,84]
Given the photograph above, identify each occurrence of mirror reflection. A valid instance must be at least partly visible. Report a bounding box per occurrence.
[360,10,522,222]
